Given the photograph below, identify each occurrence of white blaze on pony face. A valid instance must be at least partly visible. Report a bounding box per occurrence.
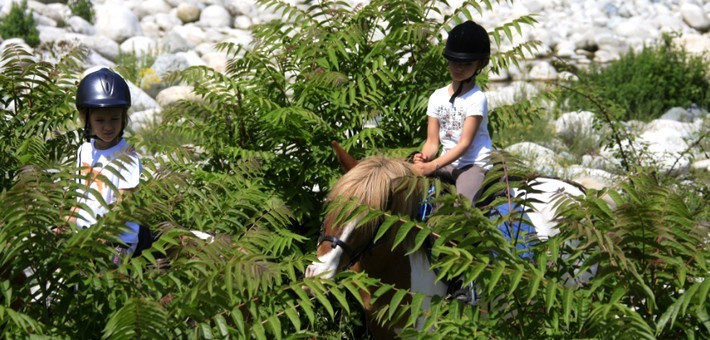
[305,219,358,279]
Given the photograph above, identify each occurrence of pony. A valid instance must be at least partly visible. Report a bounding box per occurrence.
[305,142,605,338]
[306,154,446,338]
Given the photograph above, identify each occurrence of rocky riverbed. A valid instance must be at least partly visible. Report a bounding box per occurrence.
[1,0,708,181]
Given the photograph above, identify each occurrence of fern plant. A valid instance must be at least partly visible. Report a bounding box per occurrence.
[152,0,542,230]
[4,0,707,338]
[0,44,84,191]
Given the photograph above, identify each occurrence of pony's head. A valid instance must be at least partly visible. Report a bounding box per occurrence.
[305,156,422,279]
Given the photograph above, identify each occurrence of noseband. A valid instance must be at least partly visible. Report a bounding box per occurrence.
[317,230,378,271]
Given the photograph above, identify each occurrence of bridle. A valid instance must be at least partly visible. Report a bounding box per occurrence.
[317,226,380,272]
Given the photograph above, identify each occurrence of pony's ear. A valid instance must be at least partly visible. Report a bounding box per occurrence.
[332,140,358,173]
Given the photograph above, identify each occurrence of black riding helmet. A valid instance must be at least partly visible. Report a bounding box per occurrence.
[443,21,490,103]
[76,68,131,141]
[444,20,490,63]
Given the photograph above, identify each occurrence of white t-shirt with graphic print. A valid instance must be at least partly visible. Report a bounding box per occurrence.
[426,84,492,169]
[75,138,142,245]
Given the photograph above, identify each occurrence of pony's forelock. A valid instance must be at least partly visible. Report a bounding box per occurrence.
[325,156,420,239]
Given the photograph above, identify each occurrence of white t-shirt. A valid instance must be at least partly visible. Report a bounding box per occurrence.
[426,84,492,168]
[75,138,142,245]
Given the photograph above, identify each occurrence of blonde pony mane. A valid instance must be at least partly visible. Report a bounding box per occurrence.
[325,156,422,240]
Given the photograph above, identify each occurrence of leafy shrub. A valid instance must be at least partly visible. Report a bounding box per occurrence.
[559,33,709,121]
[158,0,540,226]
[69,0,94,24]
[0,0,40,47]
[0,44,85,190]
[3,0,707,339]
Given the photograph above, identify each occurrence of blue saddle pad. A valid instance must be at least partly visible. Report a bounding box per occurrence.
[490,202,536,260]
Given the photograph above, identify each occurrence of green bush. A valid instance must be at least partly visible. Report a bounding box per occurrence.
[559,33,709,121]
[69,0,94,24]
[0,0,40,48]
[2,1,707,339]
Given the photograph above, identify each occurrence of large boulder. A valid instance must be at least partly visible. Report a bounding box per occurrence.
[94,4,143,44]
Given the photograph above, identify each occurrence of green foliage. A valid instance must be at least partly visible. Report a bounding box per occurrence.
[69,0,94,24]
[0,0,40,47]
[490,88,554,149]
[558,33,709,121]
[155,0,540,228]
[0,43,85,191]
[2,0,708,338]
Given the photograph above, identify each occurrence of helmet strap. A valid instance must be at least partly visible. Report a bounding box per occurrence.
[449,76,475,104]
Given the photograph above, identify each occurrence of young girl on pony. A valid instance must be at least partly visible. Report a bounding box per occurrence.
[64,67,143,264]
[412,20,492,205]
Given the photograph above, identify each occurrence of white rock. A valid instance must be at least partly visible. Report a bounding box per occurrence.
[156,85,200,107]
[66,16,96,35]
[176,3,201,24]
[581,154,617,171]
[120,36,159,56]
[83,34,121,61]
[33,12,56,27]
[94,4,143,44]
[638,130,692,173]
[134,0,172,20]
[127,81,161,113]
[593,48,619,64]
[201,51,228,73]
[38,3,71,24]
[643,119,701,138]
[198,5,232,28]
[675,33,710,59]
[555,111,597,140]
[85,49,116,68]
[680,3,710,32]
[527,61,558,80]
[37,26,79,44]
[692,158,710,172]
[161,31,194,53]
[129,108,162,132]
[555,41,577,58]
[654,13,687,33]
[564,165,616,187]
[171,24,207,46]
[614,16,657,41]
[489,68,510,82]
[233,15,252,30]
[505,142,562,174]
[1,0,26,17]
[224,0,260,16]
[153,13,183,34]
[660,107,694,122]
[486,81,539,109]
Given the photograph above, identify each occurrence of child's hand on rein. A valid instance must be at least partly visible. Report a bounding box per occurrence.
[413,161,437,176]
[412,152,428,164]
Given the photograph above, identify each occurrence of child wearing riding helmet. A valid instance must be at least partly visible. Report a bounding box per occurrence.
[65,67,142,265]
[413,20,492,205]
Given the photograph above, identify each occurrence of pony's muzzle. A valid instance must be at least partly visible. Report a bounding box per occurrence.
[303,262,337,296]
